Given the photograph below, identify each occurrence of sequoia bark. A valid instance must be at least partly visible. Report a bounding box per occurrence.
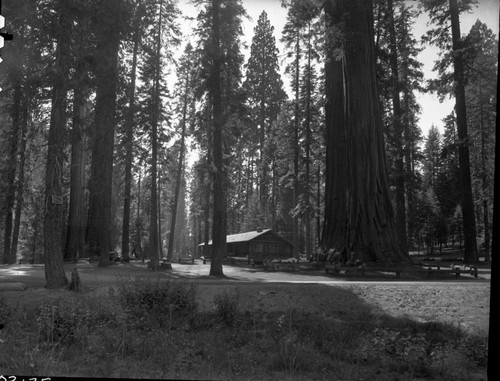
[322,0,410,265]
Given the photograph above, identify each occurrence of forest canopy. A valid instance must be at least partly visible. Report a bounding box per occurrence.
[0,0,496,285]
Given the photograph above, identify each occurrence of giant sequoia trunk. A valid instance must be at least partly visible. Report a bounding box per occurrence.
[43,0,71,288]
[86,0,121,266]
[322,0,410,265]
[449,0,478,264]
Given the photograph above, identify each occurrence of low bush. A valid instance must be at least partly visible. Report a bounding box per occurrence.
[213,291,239,326]
[36,297,124,346]
[0,297,11,323]
[116,277,196,330]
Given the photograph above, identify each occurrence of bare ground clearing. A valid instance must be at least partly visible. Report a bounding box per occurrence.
[0,260,491,334]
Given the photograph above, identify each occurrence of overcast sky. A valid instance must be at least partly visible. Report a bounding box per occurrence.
[177,0,499,137]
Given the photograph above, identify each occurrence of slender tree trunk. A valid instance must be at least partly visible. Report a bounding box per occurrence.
[197,192,202,257]
[235,157,243,231]
[2,21,28,264]
[135,168,143,261]
[403,91,416,249]
[292,31,300,259]
[449,0,478,264]
[304,22,313,260]
[3,77,22,264]
[10,92,30,262]
[148,0,163,270]
[245,158,251,208]
[477,82,491,262]
[32,216,39,264]
[210,0,225,276]
[86,0,121,267]
[271,163,277,230]
[175,178,187,253]
[122,27,140,263]
[387,0,408,252]
[203,172,210,258]
[322,0,410,265]
[158,177,164,259]
[316,165,321,247]
[167,72,189,261]
[65,61,88,262]
[192,207,198,257]
[44,1,71,288]
[259,103,267,213]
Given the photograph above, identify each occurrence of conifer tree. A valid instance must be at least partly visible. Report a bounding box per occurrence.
[422,0,479,263]
[64,1,94,262]
[462,20,497,262]
[194,0,246,275]
[43,0,72,287]
[281,0,321,257]
[136,0,179,269]
[374,0,425,252]
[86,0,122,267]
[0,0,41,264]
[167,43,196,261]
[243,11,286,216]
[121,0,146,262]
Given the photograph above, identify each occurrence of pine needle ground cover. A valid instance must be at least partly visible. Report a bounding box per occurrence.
[0,274,489,380]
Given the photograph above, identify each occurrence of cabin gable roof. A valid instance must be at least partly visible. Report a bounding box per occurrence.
[198,229,291,247]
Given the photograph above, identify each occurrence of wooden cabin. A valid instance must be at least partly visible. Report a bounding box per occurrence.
[199,228,293,264]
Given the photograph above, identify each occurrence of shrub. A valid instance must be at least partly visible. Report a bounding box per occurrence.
[458,333,488,367]
[36,298,123,346]
[116,277,196,329]
[213,291,238,326]
[0,297,11,323]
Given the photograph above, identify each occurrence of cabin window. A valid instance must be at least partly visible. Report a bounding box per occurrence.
[254,243,263,252]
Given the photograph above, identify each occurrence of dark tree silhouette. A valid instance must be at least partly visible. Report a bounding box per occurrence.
[43,0,71,287]
[322,0,411,265]
[210,0,225,277]
[86,0,121,266]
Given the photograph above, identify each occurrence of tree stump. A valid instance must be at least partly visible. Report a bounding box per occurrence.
[160,262,172,271]
[68,268,81,292]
